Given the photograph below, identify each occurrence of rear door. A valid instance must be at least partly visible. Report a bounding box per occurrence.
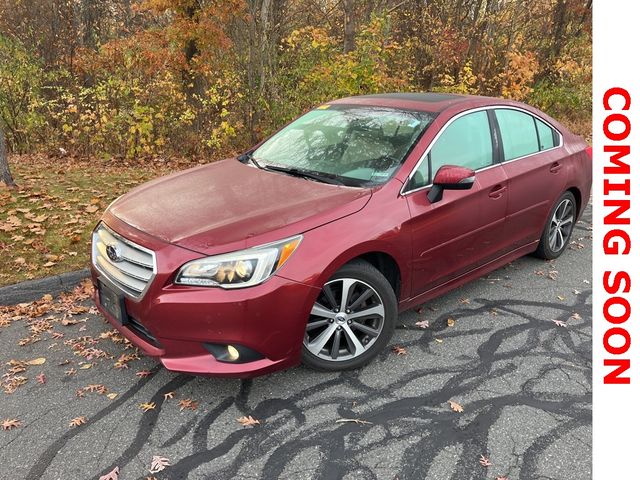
[492,108,567,247]
[404,109,510,297]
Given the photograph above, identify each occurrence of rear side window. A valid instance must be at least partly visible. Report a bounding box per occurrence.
[495,109,539,161]
[535,118,559,150]
[495,109,560,161]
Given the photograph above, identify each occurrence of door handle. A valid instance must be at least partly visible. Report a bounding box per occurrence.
[488,185,507,199]
[550,162,562,173]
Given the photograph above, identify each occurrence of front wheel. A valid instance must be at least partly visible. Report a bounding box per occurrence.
[534,191,577,259]
[302,260,398,371]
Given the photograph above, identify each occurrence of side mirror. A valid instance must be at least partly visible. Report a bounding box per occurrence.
[427,165,475,203]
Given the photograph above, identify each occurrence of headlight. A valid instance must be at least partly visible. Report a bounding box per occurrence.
[175,235,302,288]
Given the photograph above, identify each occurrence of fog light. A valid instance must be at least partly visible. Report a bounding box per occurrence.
[227,345,240,362]
[203,343,265,363]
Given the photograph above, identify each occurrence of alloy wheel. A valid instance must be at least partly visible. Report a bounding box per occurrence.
[548,198,574,252]
[304,278,385,362]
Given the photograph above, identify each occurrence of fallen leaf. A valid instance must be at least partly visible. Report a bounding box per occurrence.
[435,338,443,343]
[79,363,93,370]
[69,416,87,427]
[392,345,407,355]
[335,418,372,425]
[99,466,119,480]
[136,370,152,377]
[448,400,464,413]
[570,312,582,320]
[43,262,57,268]
[149,456,170,474]
[548,270,558,280]
[237,415,260,426]
[178,399,198,411]
[2,419,21,430]
[84,384,106,394]
[573,289,581,295]
[480,454,492,467]
[85,205,99,213]
[139,402,156,412]
[415,319,429,329]
[26,357,46,365]
[553,320,567,328]
[447,318,455,327]
[460,298,471,304]
[163,391,175,400]
[106,393,118,400]
[36,372,46,384]
[496,477,509,480]
[557,295,565,301]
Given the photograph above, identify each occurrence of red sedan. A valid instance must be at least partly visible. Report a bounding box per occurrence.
[91,93,591,377]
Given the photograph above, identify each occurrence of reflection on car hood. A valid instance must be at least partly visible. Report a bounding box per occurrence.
[109,158,372,253]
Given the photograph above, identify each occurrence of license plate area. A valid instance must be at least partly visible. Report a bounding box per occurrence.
[98,280,128,325]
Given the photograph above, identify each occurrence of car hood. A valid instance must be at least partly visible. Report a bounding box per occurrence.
[108,158,372,254]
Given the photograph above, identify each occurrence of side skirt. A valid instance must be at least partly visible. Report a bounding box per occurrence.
[398,240,539,312]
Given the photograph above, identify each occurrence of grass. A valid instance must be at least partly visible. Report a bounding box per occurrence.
[0,154,200,287]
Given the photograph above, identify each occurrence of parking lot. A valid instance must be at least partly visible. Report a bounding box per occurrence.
[0,207,592,480]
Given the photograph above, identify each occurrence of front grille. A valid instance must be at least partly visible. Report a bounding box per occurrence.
[92,223,156,299]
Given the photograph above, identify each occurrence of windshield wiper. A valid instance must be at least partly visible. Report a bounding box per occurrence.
[238,152,264,170]
[262,164,345,186]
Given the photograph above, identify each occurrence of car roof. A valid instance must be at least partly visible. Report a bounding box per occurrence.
[329,92,515,114]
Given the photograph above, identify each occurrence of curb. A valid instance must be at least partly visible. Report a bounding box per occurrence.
[0,269,90,306]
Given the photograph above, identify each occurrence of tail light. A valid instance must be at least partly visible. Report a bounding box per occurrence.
[585,146,593,158]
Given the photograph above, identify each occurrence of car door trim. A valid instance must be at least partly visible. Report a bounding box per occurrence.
[400,105,564,196]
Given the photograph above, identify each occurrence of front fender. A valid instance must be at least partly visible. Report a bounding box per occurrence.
[275,181,413,302]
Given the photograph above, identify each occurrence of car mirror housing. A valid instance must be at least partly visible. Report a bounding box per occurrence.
[427,165,475,203]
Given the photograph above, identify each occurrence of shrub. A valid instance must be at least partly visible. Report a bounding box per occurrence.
[0,36,50,153]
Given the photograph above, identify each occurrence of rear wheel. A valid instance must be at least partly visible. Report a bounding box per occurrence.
[302,260,397,371]
[534,191,577,259]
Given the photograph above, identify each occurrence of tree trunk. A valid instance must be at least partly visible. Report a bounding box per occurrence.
[0,128,16,187]
[343,0,356,53]
[181,3,206,136]
[551,0,568,59]
[81,0,98,50]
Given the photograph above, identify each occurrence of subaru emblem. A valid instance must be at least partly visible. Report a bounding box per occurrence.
[106,244,123,263]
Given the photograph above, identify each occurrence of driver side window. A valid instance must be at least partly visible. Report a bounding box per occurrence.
[408,110,493,190]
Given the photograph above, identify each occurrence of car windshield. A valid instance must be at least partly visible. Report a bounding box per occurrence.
[251,105,435,186]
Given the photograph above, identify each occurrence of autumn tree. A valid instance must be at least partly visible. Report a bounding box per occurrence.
[0,127,15,187]
[0,0,592,156]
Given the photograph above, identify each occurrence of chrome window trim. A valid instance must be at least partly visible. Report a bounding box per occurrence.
[400,105,564,196]
[92,222,158,302]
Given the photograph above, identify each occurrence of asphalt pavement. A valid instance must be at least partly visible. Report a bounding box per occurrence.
[0,206,592,480]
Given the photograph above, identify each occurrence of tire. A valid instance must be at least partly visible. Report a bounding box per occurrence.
[302,260,398,371]
[534,191,577,260]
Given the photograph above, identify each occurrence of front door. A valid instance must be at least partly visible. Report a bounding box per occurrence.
[403,109,510,297]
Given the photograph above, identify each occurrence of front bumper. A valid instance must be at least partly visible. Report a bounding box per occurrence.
[91,221,320,377]
[93,275,319,377]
